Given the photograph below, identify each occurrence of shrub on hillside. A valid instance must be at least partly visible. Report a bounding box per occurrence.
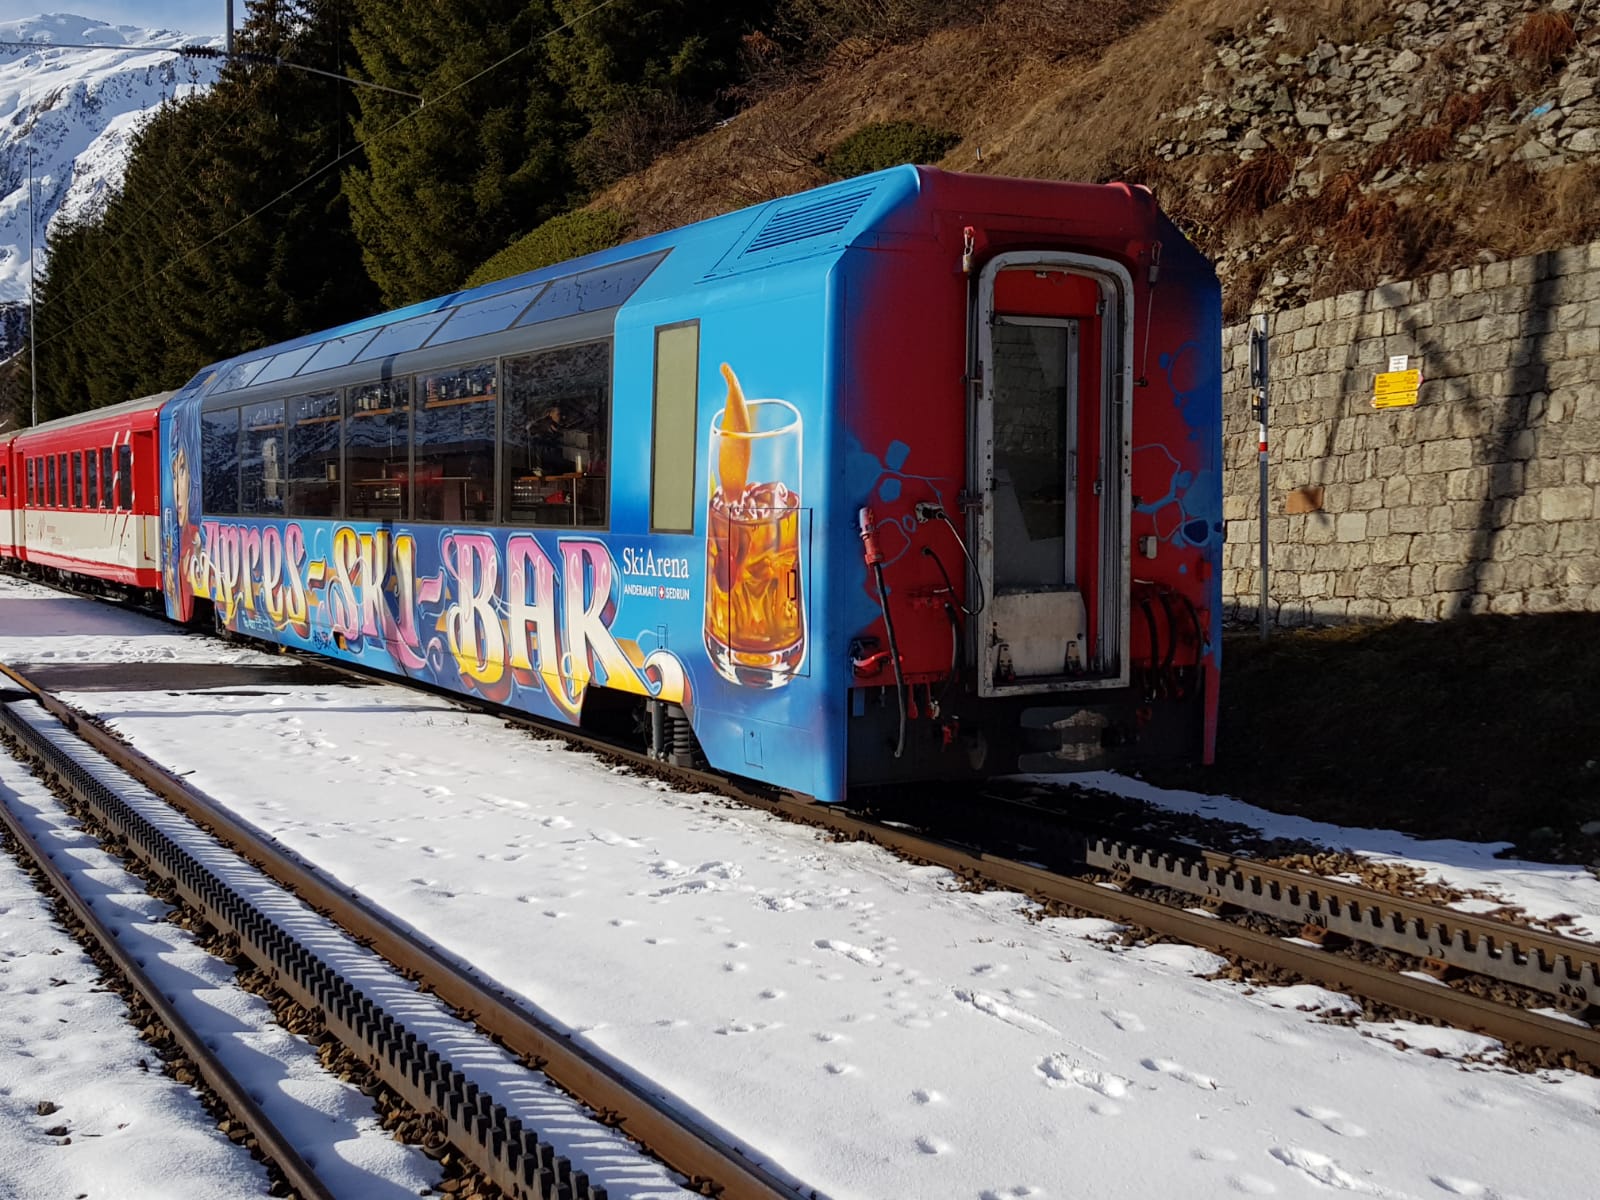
[824,121,959,179]
[1508,10,1576,72]
[467,210,635,288]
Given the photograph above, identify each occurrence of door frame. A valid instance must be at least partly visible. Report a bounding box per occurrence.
[971,251,1133,698]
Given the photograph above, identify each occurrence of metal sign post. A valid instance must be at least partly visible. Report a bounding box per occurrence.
[1249,315,1269,640]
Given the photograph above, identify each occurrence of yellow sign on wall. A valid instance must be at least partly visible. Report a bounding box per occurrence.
[1373,368,1421,409]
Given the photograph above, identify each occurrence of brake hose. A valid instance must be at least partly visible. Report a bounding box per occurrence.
[859,507,906,759]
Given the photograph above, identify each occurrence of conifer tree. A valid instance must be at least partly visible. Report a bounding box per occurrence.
[546,0,761,189]
[343,0,571,308]
[30,0,375,416]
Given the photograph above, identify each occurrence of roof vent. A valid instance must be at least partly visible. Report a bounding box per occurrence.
[743,187,875,256]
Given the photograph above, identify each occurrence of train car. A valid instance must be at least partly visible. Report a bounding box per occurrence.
[160,166,1221,802]
[10,393,170,592]
[0,431,18,562]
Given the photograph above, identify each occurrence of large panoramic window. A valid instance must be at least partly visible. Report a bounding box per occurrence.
[502,340,610,528]
[414,363,496,523]
[202,408,241,515]
[240,400,286,517]
[346,379,412,520]
[286,391,341,518]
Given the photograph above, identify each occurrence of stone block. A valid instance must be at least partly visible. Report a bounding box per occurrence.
[1349,478,1384,509]
[1488,593,1525,615]
[1348,596,1386,619]
[1540,486,1594,521]
[1567,327,1600,357]
[1372,281,1413,310]
[1527,589,1567,614]
[1366,508,1390,537]
[1451,500,1486,530]
[1568,557,1600,586]
[1334,291,1364,319]
[1483,261,1510,289]
[1525,456,1568,488]
[1313,544,1351,572]
[1316,318,1355,349]
[1566,456,1591,484]
[1411,531,1473,564]
[1303,513,1337,544]
[1552,245,1590,276]
[1421,439,1474,473]
[1292,326,1318,353]
[1372,533,1412,564]
[1446,466,1490,500]
[1335,512,1368,542]
[1375,445,1405,477]
[1435,562,1480,592]
[1450,267,1476,296]
[1408,472,1445,505]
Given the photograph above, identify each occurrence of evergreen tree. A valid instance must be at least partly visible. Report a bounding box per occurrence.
[343,0,571,308]
[546,0,763,190]
[30,0,376,416]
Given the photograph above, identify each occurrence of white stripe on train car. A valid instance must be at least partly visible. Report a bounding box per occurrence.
[22,509,158,580]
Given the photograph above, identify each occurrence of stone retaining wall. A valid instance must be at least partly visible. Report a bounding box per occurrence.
[1221,241,1600,623]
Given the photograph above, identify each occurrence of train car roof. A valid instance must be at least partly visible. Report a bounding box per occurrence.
[14,390,174,438]
[174,165,1183,405]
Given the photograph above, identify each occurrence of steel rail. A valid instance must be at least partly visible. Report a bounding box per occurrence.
[0,738,336,1200]
[746,793,1600,1070]
[0,661,802,1200]
[1079,834,1600,1012]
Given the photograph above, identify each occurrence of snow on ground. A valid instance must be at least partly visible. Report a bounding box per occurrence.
[0,735,441,1198]
[4,575,1600,1199]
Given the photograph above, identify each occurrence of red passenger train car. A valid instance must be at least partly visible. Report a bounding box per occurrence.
[0,393,169,592]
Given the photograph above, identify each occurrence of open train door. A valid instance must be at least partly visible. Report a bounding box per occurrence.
[971,253,1132,699]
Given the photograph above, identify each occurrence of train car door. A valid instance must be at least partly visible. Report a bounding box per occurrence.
[971,252,1132,696]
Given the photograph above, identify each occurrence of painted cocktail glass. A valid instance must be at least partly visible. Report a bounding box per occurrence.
[704,375,804,688]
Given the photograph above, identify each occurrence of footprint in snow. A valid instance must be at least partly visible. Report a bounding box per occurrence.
[715,1020,773,1036]
[1428,1177,1492,1197]
[422,785,451,798]
[914,1135,949,1155]
[979,1188,1040,1199]
[1226,1174,1278,1195]
[1103,1009,1147,1033]
[1268,1146,1388,1195]
[1036,1054,1130,1099]
[1192,1148,1239,1163]
[759,988,784,1000]
[824,1062,855,1075]
[1295,1105,1368,1138]
[911,1089,941,1105]
[1141,1057,1218,1090]
[814,938,881,966]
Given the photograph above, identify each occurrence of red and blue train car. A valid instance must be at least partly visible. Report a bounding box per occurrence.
[7,167,1222,801]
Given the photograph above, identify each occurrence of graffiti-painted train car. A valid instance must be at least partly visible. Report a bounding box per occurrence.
[19,166,1222,802]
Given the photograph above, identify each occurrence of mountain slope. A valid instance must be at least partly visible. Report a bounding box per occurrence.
[0,13,221,335]
[592,0,1600,319]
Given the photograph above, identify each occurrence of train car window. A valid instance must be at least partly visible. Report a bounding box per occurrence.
[514,256,663,328]
[414,363,496,523]
[651,322,700,532]
[26,458,35,504]
[46,456,56,506]
[286,391,342,518]
[429,285,544,348]
[57,454,67,506]
[240,400,287,516]
[299,330,378,376]
[354,311,449,364]
[117,444,133,510]
[0,463,7,498]
[202,409,241,514]
[502,341,610,528]
[71,451,83,508]
[85,452,97,509]
[99,447,113,509]
[251,345,319,386]
[346,379,412,520]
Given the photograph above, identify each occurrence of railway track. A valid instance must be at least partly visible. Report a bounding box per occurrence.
[0,666,801,1200]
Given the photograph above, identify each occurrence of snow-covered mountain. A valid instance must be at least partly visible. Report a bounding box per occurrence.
[0,13,222,356]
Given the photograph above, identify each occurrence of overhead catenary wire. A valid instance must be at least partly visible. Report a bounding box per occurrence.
[29,0,626,354]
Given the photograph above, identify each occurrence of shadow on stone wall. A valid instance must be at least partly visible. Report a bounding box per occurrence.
[1153,612,1600,864]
